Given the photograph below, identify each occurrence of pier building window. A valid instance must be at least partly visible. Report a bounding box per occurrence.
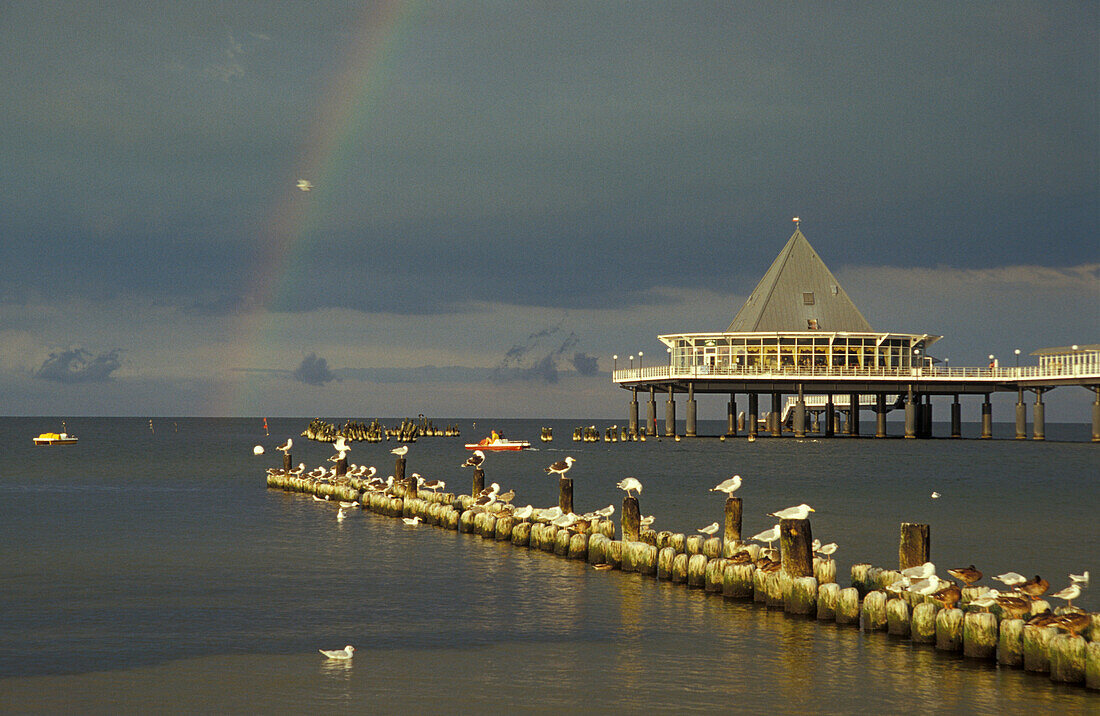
[803,292,815,305]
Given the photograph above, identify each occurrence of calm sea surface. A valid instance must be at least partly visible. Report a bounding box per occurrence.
[1,417,1097,713]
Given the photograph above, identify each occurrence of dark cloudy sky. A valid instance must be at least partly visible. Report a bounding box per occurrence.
[1,2,1096,418]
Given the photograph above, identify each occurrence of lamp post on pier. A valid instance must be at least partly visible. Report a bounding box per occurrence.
[613,355,618,373]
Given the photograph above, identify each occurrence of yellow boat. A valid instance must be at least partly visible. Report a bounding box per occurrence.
[33,431,78,445]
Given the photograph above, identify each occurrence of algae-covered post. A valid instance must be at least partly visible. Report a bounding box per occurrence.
[779,518,813,578]
[622,496,640,542]
[899,523,930,571]
[724,497,742,544]
[472,467,485,497]
[559,477,573,515]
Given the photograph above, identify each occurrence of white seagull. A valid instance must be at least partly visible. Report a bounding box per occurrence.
[752,525,781,550]
[594,504,615,518]
[711,475,742,495]
[461,450,485,468]
[1069,571,1089,586]
[297,179,314,192]
[816,542,838,558]
[697,522,720,536]
[512,505,535,520]
[769,503,815,520]
[545,457,575,477]
[319,645,354,659]
[640,515,655,528]
[902,562,936,580]
[334,436,350,453]
[337,508,346,521]
[391,445,409,457]
[616,477,643,497]
[994,572,1028,587]
[402,516,422,527]
[276,438,293,453]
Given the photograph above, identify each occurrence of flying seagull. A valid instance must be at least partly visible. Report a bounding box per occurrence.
[297,179,313,192]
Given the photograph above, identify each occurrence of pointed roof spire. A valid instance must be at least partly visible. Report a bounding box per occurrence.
[727,225,872,332]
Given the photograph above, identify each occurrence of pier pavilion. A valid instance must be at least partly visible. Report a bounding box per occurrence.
[612,228,1100,441]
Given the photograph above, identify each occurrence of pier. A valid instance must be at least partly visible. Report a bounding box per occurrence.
[612,228,1100,440]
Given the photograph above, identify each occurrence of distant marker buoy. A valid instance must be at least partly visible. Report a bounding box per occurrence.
[253,445,264,455]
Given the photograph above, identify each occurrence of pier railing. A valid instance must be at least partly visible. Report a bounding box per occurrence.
[613,363,1100,384]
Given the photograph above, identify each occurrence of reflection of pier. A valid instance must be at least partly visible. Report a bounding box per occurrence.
[612,227,1100,440]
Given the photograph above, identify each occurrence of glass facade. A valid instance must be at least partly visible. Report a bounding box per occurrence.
[662,333,932,372]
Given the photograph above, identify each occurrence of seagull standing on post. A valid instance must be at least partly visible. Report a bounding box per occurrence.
[545,456,575,477]
[710,475,742,495]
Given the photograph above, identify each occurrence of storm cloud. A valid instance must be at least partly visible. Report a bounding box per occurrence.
[293,353,336,386]
[34,348,122,384]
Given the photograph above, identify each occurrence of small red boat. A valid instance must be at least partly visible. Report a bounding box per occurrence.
[464,431,531,451]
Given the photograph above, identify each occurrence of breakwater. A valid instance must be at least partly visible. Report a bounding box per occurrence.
[265,460,1099,691]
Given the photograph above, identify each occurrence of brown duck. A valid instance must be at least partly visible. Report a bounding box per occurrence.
[1053,612,1090,637]
[931,584,962,609]
[1019,575,1050,600]
[994,595,1031,620]
[947,565,983,586]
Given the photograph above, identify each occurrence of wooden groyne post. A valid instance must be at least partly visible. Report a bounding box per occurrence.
[899,523,930,571]
[723,497,742,544]
[472,467,485,497]
[622,496,640,542]
[559,477,574,514]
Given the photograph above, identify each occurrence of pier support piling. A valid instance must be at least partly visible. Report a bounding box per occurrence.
[1015,388,1027,440]
[794,385,806,438]
[646,388,657,436]
[629,388,639,438]
[686,384,697,437]
[951,396,962,438]
[849,393,860,435]
[1093,387,1100,443]
[876,393,887,438]
[748,394,759,438]
[771,392,782,437]
[825,396,835,438]
[904,387,917,439]
[980,396,992,439]
[665,390,676,437]
[727,393,737,436]
[1033,390,1046,440]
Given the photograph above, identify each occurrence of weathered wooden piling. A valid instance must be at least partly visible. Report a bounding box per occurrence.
[898,522,930,571]
[657,546,676,579]
[703,537,722,559]
[1086,641,1100,690]
[705,558,725,592]
[394,455,406,491]
[779,518,814,578]
[685,535,705,556]
[605,540,623,569]
[568,532,588,560]
[911,602,938,643]
[817,582,839,620]
[813,557,837,585]
[669,533,687,554]
[622,496,640,542]
[671,553,689,584]
[836,587,861,625]
[495,515,514,541]
[886,598,910,636]
[765,571,786,609]
[687,554,708,588]
[862,591,888,631]
[788,577,818,616]
[472,467,485,497]
[558,477,573,515]
[753,568,768,603]
[1049,634,1086,684]
[963,612,998,659]
[587,533,608,563]
[997,618,1025,666]
[850,563,873,596]
[935,608,964,651]
[723,563,755,599]
[723,497,742,543]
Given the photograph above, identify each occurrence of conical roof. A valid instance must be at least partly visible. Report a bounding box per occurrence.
[727,228,872,332]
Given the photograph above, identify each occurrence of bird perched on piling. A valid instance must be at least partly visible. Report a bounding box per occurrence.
[769,503,815,520]
[422,479,445,492]
[334,436,350,453]
[640,515,655,528]
[461,450,485,469]
[1053,612,1090,637]
[546,456,575,477]
[751,525,780,550]
[1051,583,1082,607]
[710,475,742,495]
[513,505,534,521]
[276,438,293,453]
[816,542,838,559]
[616,476,642,497]
[391,445,409,457]
[930,583,962,609]
[994,595,1032,620]
[1019,575,1050,599]
[994,572,1027,587]
[902,562,936,580]
[697,522,719,536]
[319,645,354,660]
[496,489,515,504]
[595,504,615,518]
[947,565,983,586]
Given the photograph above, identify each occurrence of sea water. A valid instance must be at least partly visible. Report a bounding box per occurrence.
[1,417,1097,713]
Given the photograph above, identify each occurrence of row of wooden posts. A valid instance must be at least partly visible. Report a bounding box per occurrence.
[266,453,1099,690]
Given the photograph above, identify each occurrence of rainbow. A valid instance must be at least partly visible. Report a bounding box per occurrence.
[226,1,421,416]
